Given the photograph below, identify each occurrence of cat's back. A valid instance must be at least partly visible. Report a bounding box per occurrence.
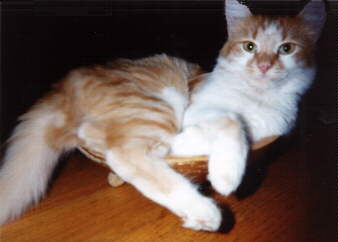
[53,55,200,139]
[61,54,198,104]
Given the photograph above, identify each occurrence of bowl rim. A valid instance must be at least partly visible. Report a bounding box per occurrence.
[78,135,280,166]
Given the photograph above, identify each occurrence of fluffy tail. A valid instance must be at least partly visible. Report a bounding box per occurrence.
[0,100,76,224]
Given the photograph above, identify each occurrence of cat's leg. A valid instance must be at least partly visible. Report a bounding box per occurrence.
[205,116,248,196]
[78,122,222,231]
[172,110,248,196]
[105,146,222,231]
[170,125,211,157]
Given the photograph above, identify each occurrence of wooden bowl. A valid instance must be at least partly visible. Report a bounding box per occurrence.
[78,135,279,186]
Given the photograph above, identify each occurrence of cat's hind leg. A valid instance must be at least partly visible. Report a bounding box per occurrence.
[105,144,222,231]
[78,122,222,231]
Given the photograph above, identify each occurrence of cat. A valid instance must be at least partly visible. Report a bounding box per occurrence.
[171,0,326,199]
[0,0,326,232]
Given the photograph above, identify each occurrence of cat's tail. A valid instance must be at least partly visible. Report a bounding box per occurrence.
[0,96,77,224]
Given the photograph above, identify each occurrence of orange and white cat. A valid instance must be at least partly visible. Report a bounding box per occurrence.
[172,0,326,198]
[0,0,325,232]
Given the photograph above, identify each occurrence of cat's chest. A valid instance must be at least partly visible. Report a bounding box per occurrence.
[237,92,295,137]
[188,87,296,141]
[240,101,289,140]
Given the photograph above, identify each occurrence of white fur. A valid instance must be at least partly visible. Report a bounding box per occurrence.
[264,23,279,36]
[172,52,315,196]
[172,113,249,195]
[77,110,222,231]
[172,0,324,197]
[105,151,221,231]
[206,118,248,196]
[185,60,315,142]
[225,0,251,34]
[171,125,211,157]
[158,86,189,130]
[0,110,73,224]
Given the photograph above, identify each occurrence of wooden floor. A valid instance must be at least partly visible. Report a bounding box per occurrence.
[0,119,335,241]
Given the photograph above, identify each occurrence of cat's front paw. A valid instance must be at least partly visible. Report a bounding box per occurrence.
[171,126,210,157]
[207,137,247,196]
[208,170,243,196]
[178,197,222,231]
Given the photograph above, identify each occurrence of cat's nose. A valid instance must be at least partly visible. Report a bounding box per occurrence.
[258,63,272,74]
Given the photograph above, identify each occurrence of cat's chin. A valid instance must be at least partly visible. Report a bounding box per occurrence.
[245,72,288,89]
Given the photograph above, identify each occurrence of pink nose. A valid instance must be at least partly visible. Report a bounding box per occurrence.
[258,63,272,74]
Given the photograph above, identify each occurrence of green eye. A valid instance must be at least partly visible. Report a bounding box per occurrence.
[243,42,257,53]
[279,43,296,55]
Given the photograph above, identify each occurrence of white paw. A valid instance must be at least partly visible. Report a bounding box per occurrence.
[178,197,222,231]
[171,126,210,157]
[207,137,247,196]
[107,172,125,187]
[208,171,242,196]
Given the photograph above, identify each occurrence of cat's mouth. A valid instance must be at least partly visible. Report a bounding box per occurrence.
[246,70,288,88]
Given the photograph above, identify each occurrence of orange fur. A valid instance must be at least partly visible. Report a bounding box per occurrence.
[43,54,200,152]
[0,54,204,225]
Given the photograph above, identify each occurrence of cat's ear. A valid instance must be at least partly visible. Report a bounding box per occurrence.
[298,0,326,41]
[225,0,252,35]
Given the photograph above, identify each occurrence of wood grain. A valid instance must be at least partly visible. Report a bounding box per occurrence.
[0,124,335,242]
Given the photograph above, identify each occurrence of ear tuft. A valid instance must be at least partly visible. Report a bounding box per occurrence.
[299,0,326,41]
[225,0,252,36]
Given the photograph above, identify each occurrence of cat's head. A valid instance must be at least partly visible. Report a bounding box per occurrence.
[218,0,326,89]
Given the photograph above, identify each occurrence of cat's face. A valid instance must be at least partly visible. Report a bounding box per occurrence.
[219,0,326,89]
[220,16,314,87]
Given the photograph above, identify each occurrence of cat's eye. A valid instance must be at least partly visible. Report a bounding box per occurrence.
[278,43,296,55]
[242,42,257,53]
